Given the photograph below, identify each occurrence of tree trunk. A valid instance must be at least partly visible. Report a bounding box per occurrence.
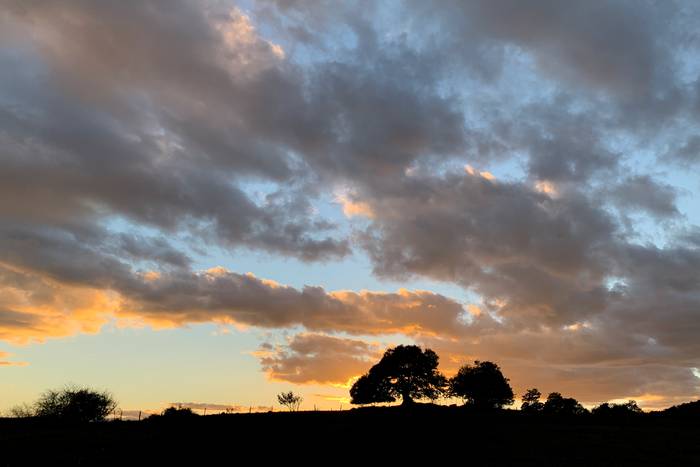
[401,392,414,406]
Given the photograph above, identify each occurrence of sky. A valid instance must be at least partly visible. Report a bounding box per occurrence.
[1,0,700,414]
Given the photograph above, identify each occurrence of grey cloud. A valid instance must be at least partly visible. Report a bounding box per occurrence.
[669,134,700,165]
[0,222,471,339]
[113,234,191,269]
[359,171,618,326]
[415,0,672,97]
[607,175,680,219]
[122,269,470,337]
[0,46,349,261]
[0,309,41,330]
[0,0,473,261]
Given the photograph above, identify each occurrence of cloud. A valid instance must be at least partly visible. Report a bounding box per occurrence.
[120,271,472,338]
[0,243,473,341]
[606,175,680,219]
[0,0,700,407]
[256,333,381,385]
[409,0,672,97]
[358,171,617,326]
[0,351,28,367]
[0,1,349,262]
[668,134,700,165]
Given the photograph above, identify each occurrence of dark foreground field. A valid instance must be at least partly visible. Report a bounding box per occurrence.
[1,405,699,466]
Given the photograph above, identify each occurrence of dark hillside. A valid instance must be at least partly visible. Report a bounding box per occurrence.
[1,404,699,466]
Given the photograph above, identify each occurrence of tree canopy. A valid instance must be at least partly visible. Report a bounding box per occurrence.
[350,345,447,406]
[449,361,514,409]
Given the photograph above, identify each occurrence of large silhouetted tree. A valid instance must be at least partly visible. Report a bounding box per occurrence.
[350,345,447,406]
[449,361,514,409]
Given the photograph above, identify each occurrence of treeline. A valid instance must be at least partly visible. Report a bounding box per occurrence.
[4,345,700,422]
[348,345,691,417]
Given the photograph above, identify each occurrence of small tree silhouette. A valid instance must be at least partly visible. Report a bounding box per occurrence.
[449,361,514,409]
[34,385,117,422]
[277,391,303,411]
[542,392,588,416]
[521,388,544,413]
[350,345,447,406]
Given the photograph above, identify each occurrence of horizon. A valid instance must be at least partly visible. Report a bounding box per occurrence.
[1,0,700,415]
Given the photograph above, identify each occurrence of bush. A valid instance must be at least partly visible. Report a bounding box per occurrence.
[277,391,303,411]
[161,406,198,418]
[34,385,117,422]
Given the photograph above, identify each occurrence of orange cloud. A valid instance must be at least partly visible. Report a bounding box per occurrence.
[0,351,28,367]
[257,333,382,386]
[0,264,473,346]
[0,264,117,344]
[335,192,375,218]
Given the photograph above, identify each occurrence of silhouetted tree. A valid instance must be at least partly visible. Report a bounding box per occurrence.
[34,385,117,422]
[521,388,544,413]
[542,392,588,416]
[449,361,514,409]
[277,391,303,411]
[350,345,447,406]
[592,400,642,417]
